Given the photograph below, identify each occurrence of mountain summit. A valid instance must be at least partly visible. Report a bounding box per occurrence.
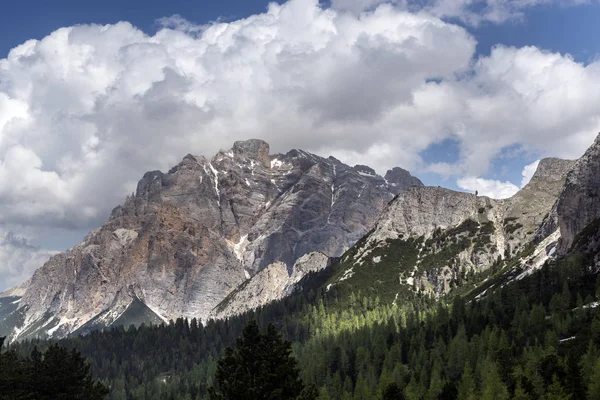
[0,139,422,341]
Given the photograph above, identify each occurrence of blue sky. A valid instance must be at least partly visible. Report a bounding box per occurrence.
[3,1,600,65]
[1,0,600,289]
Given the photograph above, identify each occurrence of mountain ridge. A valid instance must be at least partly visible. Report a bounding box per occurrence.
[0,139,422,341]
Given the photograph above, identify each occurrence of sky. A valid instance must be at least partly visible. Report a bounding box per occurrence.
[1,0,600,290]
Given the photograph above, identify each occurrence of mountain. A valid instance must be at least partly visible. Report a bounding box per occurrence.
[0,139,422,341]
[321,157,574,299]
[8,134,600,400]
[185,157,575,320]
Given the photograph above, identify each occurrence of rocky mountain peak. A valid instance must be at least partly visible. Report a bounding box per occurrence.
[505,157,575,247]
[232,139,271,166]
[531,158,576,184]
[353,165,377,176]
[385,167,424,193]
[1,140,423,341]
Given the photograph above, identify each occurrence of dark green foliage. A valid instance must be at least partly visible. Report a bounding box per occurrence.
[208,321,314,400]
[419,237,470,271]
[6,233,600,400]
[506,223,524,234]
[381,382,404,399]
[325,237,421,302]
[480,221,494,235]
[0,339,108,399]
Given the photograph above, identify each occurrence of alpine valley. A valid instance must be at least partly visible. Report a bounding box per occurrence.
[4,134,600,399]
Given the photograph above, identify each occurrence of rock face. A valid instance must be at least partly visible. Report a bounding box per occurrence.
[330,157,574,297]
[209,251,331,320]
[1,139,422,341]
[557,134,600,252]
[506,158,574,248]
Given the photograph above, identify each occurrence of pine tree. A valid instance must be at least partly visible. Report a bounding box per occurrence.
[587,357,600,400]
[381,382,404,400]
[513,380,531,400]
[208,321,316,400]
[457,364,476,400]
[481,360,509,400]
[544,375,571,400]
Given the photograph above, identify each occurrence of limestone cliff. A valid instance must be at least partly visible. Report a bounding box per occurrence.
[209,251,331,320]
[557,134,600,252]
[0,139,421,341]
[328,157,573,297]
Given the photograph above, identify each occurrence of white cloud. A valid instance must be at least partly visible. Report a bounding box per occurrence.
[455,158,541,200]
[440,45,600,175]
[457,176,520,199]
[332,0,596,25]
[0,0,476,232]
[1,0,600,288]
[521,159,540,187]
[0,232,57,292]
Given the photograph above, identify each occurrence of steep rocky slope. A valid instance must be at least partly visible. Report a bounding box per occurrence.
[209,251,331,320]
[557,134,600,252]
[324,157,573,298]
[0,139,421,341]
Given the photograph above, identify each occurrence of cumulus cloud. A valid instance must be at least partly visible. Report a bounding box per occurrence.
[0,232,57,292]
[0,0,476,232]
[0,0,600,290]
[439,45,600,176]
[457,158,543,199]
[457,176,520,199]
[521,159,541,187]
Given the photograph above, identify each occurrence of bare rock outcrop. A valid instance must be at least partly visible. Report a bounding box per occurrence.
[1,139,421,341]
[557,134,600,251]
[209,251,331,320]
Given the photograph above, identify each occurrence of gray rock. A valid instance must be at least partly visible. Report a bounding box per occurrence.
[557,133,600,251]
[339,156,574,297]
[3,139,421,340]
[209,251,331,320]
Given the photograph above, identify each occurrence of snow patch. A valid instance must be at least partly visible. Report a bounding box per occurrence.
[514,230,561,281]
[357,171,375,177]
[47,316,79,337]
[339,268,354,282]
[208,163,220,200]
[372,256,381,264]
[244,270,251,280]
[583,302,599,309]
[271,158,284,168]
[559,336,576,343]
[233,235,249,261]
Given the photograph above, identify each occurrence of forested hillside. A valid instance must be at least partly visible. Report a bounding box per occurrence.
[7,232,600,399]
